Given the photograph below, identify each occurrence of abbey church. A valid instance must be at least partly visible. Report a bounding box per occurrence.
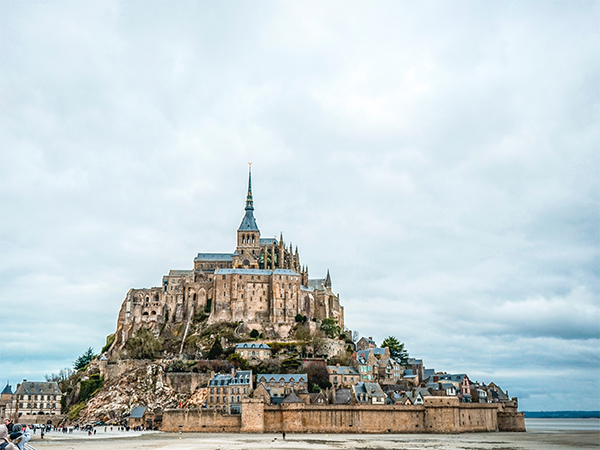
[112,167,344,348]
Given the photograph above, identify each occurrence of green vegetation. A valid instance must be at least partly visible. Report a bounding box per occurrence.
[207,339,223,360]
[68,401,86,420]
[204,299,212,313]
[79,373,103,402]
[250,329,259,338]
[381,336,409,364]
[101,334,115,354]
[320,318,341,338]
[73,347,95,371]
[280,356,302,373]
[295,314,307,323]
[126,327,164,359]
[193,312,208,323]
[228,353,249,370]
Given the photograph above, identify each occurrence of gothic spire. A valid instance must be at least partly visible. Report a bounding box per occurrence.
[245,163,254,211]
[238,163,259,232]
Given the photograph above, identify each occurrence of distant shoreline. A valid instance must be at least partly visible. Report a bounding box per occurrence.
[523,411,600,419]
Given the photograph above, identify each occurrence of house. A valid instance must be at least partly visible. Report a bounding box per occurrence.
[327,364,360,387]
[486,382,510,403]
[352,348,389,381]
[331,388,353,405]
[352,382,386,405]
[9,381,62,418]
[309,391,328,405]
[438,374,471,402]
[206,370,253,413]
[405,358,424,383]
[255,374,308,403]
[234,343,271,364]
[356,336,377,351]
[128,406,152,429]
[377,358,403,383]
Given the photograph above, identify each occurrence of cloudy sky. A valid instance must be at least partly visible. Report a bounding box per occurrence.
[1,1,598,411]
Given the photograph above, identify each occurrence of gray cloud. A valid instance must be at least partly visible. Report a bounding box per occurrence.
[1,1,598,412]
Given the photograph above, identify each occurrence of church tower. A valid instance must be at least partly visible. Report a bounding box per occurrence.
[233,164,261,268]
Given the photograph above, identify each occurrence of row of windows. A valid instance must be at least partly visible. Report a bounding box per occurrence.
[21,395,59,401]
[210,387,247,394]
[209,395,244,404]
[20,403,58,409]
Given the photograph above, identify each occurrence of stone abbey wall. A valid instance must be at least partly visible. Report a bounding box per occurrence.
[162,397,525,433]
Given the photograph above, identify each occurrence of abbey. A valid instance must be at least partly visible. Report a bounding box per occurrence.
[112,167,344,348]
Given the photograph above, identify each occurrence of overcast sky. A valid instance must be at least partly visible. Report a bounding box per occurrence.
[1,1,598,412]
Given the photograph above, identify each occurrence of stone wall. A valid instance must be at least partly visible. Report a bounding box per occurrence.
[163,399,525,434]
[162,408,241,432]
[165,373,210,395]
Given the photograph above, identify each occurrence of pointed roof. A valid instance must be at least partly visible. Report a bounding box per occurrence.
[325,269,331,288]
[1,383,12,395]
[238,164,259,232]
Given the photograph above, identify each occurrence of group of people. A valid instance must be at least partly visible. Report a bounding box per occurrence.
[0,419,33,450]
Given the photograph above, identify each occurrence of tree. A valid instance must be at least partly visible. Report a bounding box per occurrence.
[304,360,330,388]
[207,339,223,360]
[320,318,341,338]
[228,353,250,370]
[381,336,409,365]
[73,347,95,371]
[250,329,259,338]
[280,356,302,373]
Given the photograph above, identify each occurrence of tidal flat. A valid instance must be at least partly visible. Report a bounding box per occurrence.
[28,429,600,450]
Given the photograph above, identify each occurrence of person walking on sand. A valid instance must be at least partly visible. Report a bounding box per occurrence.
[282,431,286,440]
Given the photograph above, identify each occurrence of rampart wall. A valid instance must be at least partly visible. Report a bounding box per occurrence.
[162,397,525,433]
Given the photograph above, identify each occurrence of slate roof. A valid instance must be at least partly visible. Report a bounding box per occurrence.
[333,388,353,404]
[194,253,234,261]
[281,391,303,403]
[209,371,252,387]
[15,381,61,396]
[238,210,259,231]
[354,382,386,400]
[230,370,252,386]
[130,406,146,419]
[1,384,12,395]
[235,343,271,350]
[260,238,277,245]
[438,374,467,383]
[327,365,359,376]
[167,270,193,276]
[256,374,307,384]
[209,374,232,387]
[308,279,326,289]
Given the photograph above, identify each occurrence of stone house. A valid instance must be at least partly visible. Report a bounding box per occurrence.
[352,382,386,405]
[8,381,62,418]
[234,343,271,364]
[327,364,360,388]
[255,374,307,404]
[206,370,252,413]
[438,374,471,402]
[356,336,377,351]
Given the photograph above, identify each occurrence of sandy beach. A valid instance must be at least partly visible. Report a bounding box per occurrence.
[25,429,600,450]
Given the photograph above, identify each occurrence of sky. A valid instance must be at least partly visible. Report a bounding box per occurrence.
[0,1,598,412]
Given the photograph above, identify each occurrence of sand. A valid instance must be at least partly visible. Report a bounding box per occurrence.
[25,429,600,450]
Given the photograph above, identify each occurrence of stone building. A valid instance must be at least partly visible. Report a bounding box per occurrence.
[206,370,253,414]
[4,381,62,419]
[111,166,344,350]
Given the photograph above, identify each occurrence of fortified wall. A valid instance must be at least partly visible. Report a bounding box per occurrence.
[162,397,525,434]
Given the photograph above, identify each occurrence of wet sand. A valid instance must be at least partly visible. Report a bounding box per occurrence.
[28,429,600,450]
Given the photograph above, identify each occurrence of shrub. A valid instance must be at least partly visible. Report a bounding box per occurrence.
[68,402,86,420]
[250,329,259,338]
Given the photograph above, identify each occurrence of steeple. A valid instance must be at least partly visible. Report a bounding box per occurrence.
[325,269,332,289]
[238,163,259,232]
[245,163,254,211]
